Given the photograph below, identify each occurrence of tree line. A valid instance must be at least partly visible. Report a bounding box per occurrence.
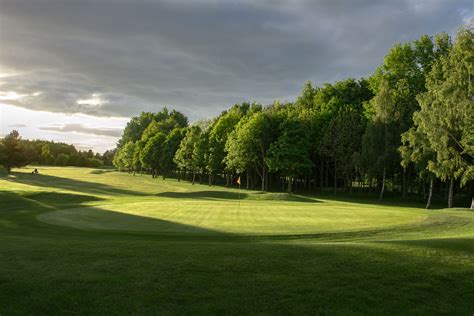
[114,27,473,208]
[0,132,115,172]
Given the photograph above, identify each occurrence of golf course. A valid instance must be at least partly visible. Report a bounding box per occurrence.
[1,166,473,314]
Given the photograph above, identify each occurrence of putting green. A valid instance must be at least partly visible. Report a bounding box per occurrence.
[38,200,427,235]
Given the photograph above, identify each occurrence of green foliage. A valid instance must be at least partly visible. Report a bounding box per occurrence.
[0,130,29,173]
[266,118,313,191]
[55,153,69,166]
[113,141,136,171]
[109,27,470,204]
[141,132,166,171]
[407,27,473,185]
[174,126,203,174]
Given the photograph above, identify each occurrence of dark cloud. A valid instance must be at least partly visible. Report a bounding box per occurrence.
[0,0,471,121]
[40,124,122,137]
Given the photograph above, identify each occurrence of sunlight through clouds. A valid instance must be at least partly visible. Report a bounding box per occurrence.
[0,104,127,152]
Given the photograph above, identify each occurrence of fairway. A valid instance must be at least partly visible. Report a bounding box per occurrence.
[1,166,474,314]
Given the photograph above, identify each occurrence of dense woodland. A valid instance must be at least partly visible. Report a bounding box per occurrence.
[1,27,472,208]
[112,27,473,208]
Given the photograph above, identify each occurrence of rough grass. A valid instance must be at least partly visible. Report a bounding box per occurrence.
[0,166,473,315]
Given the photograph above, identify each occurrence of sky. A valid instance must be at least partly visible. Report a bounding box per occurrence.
[0,0,472,152]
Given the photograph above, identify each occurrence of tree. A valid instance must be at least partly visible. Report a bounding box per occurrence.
[140,133,166,177]
[40,144,54,165]
[55,153,69,166]
[0,130,28,173]
[407,27,473,207]
[175,126,202,184]
[206,104,250,185]
[102,149,116,166]
[161,128,185,179]
[266,118,312,193]
[322,108,365,194]
[113,141,135,171]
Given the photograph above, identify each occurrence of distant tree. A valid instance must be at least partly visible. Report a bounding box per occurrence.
[40,144,55,165]
[55,153,69,166]
[0,130,29,173]
[102,149,116,166]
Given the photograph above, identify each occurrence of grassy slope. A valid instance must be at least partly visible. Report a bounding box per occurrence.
[0,166,473,315]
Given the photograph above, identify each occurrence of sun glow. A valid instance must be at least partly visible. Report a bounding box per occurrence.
[76,93,108,107]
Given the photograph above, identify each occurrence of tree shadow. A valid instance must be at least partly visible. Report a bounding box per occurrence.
[89,169,115,175]
[382,237,474,255]
[24,192,104,209]
[37,206,230,236]
[8,171,147,197]
[156,190,320,203]
[2,186,474,314]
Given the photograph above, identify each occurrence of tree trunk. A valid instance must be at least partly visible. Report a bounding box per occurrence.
[192,171,196,185]
[379,167,386,202]
[422,178,426,200]
[426,177,433,209]
[325,160,329,189]
[320,160,324,192]
[402,169,407,200]
[333,157,337,195]
[349,172,353,194]
[208,173,213,186]
[246,169,250,190]
[261,165,266,191]
[448,178,454,208]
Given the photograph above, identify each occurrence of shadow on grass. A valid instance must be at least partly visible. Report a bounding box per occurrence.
[89,169,115,175]
[38,206,229,236]
[156,190,320,203]
[383,237,474,255]
[1,187,474,314]
[9,171,147,197]
[1,225,473,315]
[24,192,104,209]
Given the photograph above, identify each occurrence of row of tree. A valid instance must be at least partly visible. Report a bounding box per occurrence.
[109,27,472,208]
[0,131,115,172]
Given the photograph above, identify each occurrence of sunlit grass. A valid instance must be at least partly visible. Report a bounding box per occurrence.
[0,166,473,314]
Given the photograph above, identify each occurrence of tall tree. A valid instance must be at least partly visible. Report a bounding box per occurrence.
[408,27,473,207]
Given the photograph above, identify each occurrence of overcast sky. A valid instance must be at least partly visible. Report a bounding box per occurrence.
[0,0,472,152]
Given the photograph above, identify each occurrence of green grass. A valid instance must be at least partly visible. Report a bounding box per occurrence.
[1,166,473,314]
